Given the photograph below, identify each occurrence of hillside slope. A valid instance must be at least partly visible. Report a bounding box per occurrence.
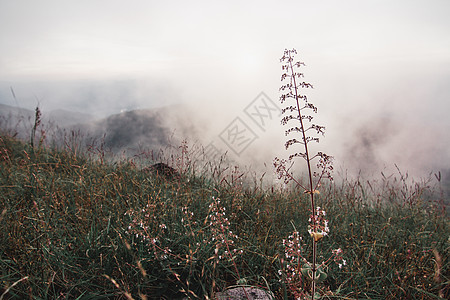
[0,132,448,299]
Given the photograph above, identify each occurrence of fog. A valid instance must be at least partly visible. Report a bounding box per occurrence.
[1,0,450,181]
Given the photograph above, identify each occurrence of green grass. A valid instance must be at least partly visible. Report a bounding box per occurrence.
[0,132,448,299]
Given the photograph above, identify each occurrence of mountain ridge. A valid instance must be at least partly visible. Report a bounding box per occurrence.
[0,102,199,156]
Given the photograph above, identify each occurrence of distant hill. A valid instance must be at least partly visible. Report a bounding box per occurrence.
[0,103,95,128]
[81,104,202,153]
[0,103,199,156]
[45,109,95,127]
[0,103,35,123]
[81,109,171,153]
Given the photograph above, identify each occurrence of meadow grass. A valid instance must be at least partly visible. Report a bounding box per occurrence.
[0,129,448,299]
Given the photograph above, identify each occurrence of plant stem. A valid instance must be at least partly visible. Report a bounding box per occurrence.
[288,51,317,299]
[221,225,250,300]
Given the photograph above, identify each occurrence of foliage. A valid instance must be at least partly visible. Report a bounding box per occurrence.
[0,130,448,299]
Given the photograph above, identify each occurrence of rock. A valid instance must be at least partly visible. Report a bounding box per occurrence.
[216,286,274,300]
[144,162,180,180]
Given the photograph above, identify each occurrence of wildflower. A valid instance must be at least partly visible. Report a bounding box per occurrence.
[333,248,342,254]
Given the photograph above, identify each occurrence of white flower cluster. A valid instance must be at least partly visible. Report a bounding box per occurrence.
[281,231,307,284]
[207,197,241,261]
[308,206,330,238]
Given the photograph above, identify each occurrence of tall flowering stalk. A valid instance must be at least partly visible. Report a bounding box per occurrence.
[275,49,335,299]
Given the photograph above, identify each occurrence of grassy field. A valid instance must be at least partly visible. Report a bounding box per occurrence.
[0,131,448,299]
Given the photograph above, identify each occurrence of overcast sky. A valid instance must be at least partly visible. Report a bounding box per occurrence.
[1,0,449,177]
